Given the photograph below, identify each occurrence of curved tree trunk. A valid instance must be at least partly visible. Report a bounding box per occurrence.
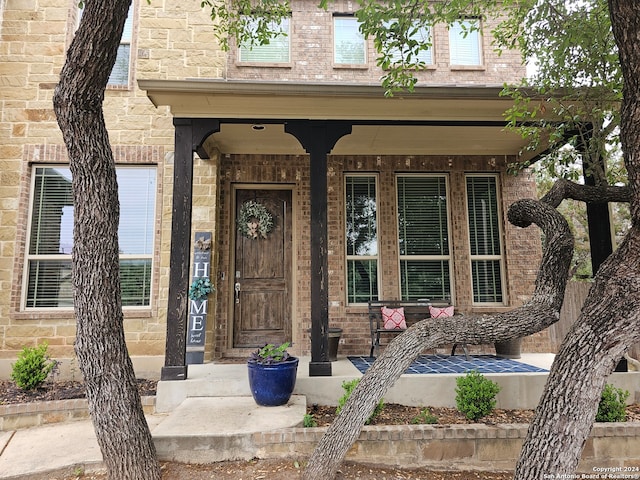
[515,229,640,477]
[303,199,573,480]
[52,1,161,479]
[515,1,640,477]
[303,3,640,479]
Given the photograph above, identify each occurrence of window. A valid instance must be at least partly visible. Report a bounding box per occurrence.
[239,16,290,63]
[397,175,451,301]
[78,3,134,86]
[334,15,366,65]
[24,166,156,309]
[466,175,504,304]
[387,21,432,66]
[345,175,378,303]
[449,19,482,66]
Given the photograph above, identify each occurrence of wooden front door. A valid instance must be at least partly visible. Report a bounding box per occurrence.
[233,188,292,348]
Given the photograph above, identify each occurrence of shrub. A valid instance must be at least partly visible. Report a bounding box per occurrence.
[11,342,58,390]
[596,383,629,422]
[302,413,318,428]
[411,407,438,425]
[455,370,501,421]
[336,378,384,424]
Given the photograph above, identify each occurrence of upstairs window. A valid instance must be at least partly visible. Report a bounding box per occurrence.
[24,166,157,309]
[334,15,366,65]
[387,21,433,66]
[449,19,482,66]
[397,175,452,301]
[239,16,291,63]
[345,175,378,303]
[78,2,134,86]
[466,175,504,304]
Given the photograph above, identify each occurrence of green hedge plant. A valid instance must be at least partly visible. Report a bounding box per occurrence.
[11,342,58,390]
[455,370,501,421]
[596,383,629,422]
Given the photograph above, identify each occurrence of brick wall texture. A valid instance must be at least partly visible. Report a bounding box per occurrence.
[0,0,549,367]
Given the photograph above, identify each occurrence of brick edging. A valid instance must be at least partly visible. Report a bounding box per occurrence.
[0,396,156,431]
[252,423,640,471]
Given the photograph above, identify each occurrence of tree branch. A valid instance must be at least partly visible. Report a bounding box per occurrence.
[541,178,630,208]
[303,198,573,480]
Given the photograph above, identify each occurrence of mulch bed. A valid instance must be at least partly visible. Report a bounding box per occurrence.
[0,379,157,405]
[3,378,639,427]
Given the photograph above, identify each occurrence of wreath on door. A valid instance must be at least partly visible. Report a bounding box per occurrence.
[237,200,274,239]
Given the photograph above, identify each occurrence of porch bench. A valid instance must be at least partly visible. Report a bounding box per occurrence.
[368,300,469,359]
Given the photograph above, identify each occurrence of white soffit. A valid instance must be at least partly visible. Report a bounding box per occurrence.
[139,80,536,157]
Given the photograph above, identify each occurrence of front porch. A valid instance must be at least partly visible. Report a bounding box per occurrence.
[155,353,562,413]
[140,80,553,382]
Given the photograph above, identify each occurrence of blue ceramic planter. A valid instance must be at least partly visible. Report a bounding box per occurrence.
[247,357,299,406]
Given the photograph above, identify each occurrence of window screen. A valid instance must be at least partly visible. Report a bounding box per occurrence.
[25,166,156,308]
[239,17,290,63]
[345,175,378,303]
[449,19,481,66]
[397,175,451,301]
[466,175,504,303]
[387,21,432,65]
[334,16,366,64]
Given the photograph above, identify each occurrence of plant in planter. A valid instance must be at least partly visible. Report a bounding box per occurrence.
[247,342,299,406]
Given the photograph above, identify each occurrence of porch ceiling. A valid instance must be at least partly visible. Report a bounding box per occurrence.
[138,79,538,158]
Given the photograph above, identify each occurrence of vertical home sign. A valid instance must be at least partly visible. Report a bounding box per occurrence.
[186,232,212,365]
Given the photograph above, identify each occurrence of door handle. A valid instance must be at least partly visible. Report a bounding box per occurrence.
[234,282,241,303]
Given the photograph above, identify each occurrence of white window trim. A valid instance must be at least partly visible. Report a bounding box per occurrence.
[465,173,506,306]
[237,16,292,65]
[449,18,483,67]
[22,165,156,312]
[395,173,455,302]
[333,15,368,67]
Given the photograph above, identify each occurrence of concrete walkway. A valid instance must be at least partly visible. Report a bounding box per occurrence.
[0,396,306,479]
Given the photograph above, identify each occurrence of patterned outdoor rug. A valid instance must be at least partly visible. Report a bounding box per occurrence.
[348,354,548,374]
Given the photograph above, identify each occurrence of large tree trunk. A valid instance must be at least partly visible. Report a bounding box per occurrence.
[515,1,640,475]
[52,1,161,479]
[303,2,640,479]
[515,230,640,477]
[303,199,573,480]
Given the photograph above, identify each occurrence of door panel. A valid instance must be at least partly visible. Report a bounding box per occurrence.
[233,189,292,348]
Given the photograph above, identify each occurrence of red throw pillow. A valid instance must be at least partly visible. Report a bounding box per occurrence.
[382,306,407,330]
[429,305,455,318]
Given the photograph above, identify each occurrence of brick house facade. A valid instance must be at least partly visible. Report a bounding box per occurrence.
[0,0,547,380]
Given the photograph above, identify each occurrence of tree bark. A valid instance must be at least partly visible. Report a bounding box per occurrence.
[52,1,161,479]
[515,229,640,478]
[303,199,573,480]
[303,3,640,479]
[514,2,640,477]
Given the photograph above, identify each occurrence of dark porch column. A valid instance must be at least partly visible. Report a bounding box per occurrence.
[583,166,613,274]
[162,118,220,381]
[285,121,351,377]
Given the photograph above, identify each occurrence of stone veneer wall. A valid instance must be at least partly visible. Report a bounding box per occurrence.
[0,0,223,369]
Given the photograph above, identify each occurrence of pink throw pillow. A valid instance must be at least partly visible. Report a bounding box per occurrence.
[429,305,455,318]
[382,307,407,330]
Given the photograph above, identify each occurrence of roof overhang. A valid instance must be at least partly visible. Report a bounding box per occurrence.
[138,79,541,158]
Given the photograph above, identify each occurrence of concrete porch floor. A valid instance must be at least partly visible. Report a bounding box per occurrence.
[156,353,559,413]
